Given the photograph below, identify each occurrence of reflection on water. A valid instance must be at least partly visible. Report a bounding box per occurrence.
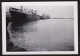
[7,19,74,51]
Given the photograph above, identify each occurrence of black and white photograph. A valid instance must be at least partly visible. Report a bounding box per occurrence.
[2,1,78,55]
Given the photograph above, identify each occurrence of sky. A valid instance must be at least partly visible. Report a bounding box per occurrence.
[6,5,74,18]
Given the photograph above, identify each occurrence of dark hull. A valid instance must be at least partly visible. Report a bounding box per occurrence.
[9,11,40,22]
[9,11,29,22]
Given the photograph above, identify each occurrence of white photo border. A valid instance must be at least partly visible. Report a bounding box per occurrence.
[2,1,78,55]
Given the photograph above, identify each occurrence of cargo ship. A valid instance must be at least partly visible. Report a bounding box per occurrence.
[9,6,40,22]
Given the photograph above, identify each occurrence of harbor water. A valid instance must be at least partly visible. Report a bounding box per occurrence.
[7,19,74,51]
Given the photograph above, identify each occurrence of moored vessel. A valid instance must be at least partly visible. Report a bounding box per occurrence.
[9,6,40,22]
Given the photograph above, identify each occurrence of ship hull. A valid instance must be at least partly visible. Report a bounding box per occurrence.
[9,11,28,22]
